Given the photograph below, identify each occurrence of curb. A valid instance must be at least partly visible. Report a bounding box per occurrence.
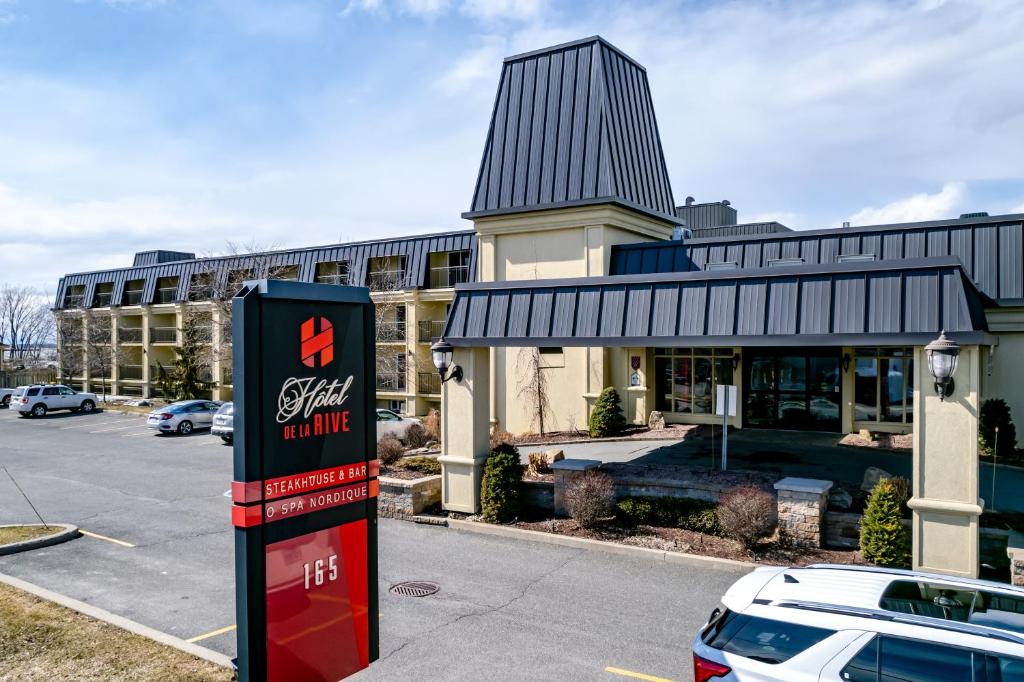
[0,524,80,556]
[517,436,686,448]
[446,518,755,570]
[0,571,234,670]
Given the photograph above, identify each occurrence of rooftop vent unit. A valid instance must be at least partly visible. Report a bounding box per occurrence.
[672,225,693,241]
[960,212,989,219]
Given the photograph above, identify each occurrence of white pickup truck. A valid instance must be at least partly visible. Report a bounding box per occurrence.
[0,387,14,408]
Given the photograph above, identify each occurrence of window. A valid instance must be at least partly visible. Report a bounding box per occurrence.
[879,581,1024,635]
[767,257,805,267]
[854,348,914,425]
[387,400,405,415]
[26,387,40,397]
[841,636,877,682]
[59,387,74,396]
[43,387,59,396]
[878,636,972,682]
[315,261,350,286]
[838,253,877,263]
[654,348,734,415]
[272,265,299,281]
[702,611,833,664]
[539,347,564,368]
[705,261,738,271]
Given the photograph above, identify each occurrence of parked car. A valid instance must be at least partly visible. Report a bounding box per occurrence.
[12,384,97,417]
[0,387,15,408]
[147,400,222,435]
[211,402,233,443]
[692,564,1024,682]
[376,408,417,442]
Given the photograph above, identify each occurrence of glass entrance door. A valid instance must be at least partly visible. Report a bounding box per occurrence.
[744,351,841,431]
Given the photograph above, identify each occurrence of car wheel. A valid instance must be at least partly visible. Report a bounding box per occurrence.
[221,435,233,444]
[80,400,95,413]
[1,396,9,408]
[177,420,194,435]
[31,404,47,418]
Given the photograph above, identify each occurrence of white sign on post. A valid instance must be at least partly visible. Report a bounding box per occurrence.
[715,385,737,471]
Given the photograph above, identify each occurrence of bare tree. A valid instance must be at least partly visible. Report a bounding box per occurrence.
[84,310,127,401]
[369,261,416,397]
[516,347,552,436]
[0,284,54,367]
[54,312,85,383]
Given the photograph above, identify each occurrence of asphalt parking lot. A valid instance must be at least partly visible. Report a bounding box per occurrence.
[0,406,749,681]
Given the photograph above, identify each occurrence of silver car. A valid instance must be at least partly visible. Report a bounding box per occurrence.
[211,402,233,443]
[376,408,417,442]
[147,400,222,435]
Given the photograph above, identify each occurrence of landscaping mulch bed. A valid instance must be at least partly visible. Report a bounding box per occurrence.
[0,583,232,681]
[839,432,913,451]
[516,424,698,445]
[512,518,863,566]
[379,466,427,480]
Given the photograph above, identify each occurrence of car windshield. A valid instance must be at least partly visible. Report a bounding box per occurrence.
[217,403,233,416]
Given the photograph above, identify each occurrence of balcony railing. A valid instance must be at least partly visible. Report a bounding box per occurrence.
[118,328,143,343]
[368,270,405,291]
[417,372,441,395]
[429,265,470,289]
[376,372,407,392]
[119,365,143,380]
[376,322,406,343]
[93,292,113,307]
[64,295,85,308]
[316,274,350,286]
[123,290,144,305]
[222,368,233,386]
[417,320,445,344]
[155,287,177,303]
[150,327,178,344]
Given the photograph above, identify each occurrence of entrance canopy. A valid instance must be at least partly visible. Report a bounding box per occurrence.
[443,258,994,348]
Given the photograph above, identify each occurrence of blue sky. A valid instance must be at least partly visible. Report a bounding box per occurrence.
[1,0,1023,294]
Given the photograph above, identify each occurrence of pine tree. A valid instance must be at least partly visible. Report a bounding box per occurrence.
[860,478,911,568]
[589,387,625,438]
[480,443,522,523]
[157,317,215,400]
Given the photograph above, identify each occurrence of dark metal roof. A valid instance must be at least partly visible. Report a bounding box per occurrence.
[132,250,195,266]
[609,213,1024,305]
[464,36,677,224]
[691,222,792,239]
[56,230,477,308]
[442,258,993,348]
[674,201,737,230]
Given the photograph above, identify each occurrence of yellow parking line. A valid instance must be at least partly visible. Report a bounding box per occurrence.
[606,668,676,682]
[79,530,136,548]
[187,624,236,643]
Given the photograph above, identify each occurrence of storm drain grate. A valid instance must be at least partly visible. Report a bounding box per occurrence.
[390,581,440,598]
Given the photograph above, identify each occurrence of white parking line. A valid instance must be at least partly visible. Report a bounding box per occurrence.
[123,431,157,437]
[61,419,136,430]
[198,439,222,446]
[89,424,144,433]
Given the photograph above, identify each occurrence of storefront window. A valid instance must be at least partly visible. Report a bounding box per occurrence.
[854,348,914,425]
[655,348,733,415]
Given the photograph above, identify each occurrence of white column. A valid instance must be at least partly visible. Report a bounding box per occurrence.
[439,347,491,513]
[909,344,983,578]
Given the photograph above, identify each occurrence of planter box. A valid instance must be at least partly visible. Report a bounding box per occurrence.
[378,475,441,519]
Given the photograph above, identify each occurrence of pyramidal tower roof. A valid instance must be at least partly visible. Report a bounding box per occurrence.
[464,36,678,224]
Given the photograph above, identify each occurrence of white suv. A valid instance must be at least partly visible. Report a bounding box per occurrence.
[13,385,98,417]
[692,564,1024,682]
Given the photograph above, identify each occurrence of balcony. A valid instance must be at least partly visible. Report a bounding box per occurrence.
[155,287,177,304]
[376,322,406,343]
[64,295,85,308]
[315,274,350,286]
[368,270,405,292]
[119,365,144,380]
[193,327,213,344]
[417,320,445,344]
[123,290,144,305]
[150,327,178,344]
[376,372,407,392]
[118,328,143,344]
[222,367,233,386]
[429,264,470,289]
[417,372,441,395]
[93,292,113,307]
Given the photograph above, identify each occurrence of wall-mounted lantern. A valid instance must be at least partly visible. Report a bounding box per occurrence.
[731,352,741,370]
[842,353,852,373]
[430,339,463,385]
[925,331,960,401]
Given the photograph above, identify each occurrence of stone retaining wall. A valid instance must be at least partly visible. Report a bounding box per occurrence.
[378,475,441,519]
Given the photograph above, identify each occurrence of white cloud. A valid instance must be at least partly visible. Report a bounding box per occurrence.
[400,0,450,18]
[438,36,508,93]
[847,182,967,226]
[460,0,544,22]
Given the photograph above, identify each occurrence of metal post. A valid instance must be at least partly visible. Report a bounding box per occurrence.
[991,426,999,511]
[721,389,729,472]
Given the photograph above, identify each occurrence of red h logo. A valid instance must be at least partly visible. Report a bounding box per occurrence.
[300,317,334,368]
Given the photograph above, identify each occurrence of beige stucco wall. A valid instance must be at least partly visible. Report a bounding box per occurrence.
[983,307,1024,422]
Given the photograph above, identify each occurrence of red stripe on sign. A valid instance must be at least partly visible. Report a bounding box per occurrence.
[232,480,262,504]
[368,460,380,478]
[263,481,373,524]
[263,462,372,500]
[232,504,263,528]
